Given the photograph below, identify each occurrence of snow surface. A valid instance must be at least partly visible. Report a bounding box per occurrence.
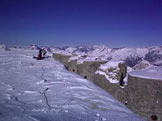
[0,48,145,121]
[130,66,162,80]
[95,71,119,84]
[95,61,126,84]
[99,61,124,71]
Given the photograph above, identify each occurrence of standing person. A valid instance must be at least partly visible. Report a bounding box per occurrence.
[37,49,43,60]
[42,48,47,58]
[120,72,124,87]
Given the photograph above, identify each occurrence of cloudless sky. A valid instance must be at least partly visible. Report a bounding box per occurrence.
[0,0,162,47]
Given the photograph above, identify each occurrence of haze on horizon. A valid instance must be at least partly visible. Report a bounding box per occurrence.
[0,0,162,48]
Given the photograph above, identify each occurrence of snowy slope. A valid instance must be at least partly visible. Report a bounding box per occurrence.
[87,45,111,59]
[130,66,162,80]
[0,48,145,121]
[144,45,162,66]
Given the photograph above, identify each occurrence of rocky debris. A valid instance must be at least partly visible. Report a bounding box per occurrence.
[97,61,127,85]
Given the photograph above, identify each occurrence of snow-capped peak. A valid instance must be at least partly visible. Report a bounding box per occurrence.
[27,44,41,50]
[0,44,6,49]
[50,44,162,67]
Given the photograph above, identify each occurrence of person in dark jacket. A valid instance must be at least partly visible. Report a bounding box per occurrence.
[120,72,124,87]
[37,49,43,60]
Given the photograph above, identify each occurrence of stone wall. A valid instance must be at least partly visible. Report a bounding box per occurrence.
[53,53,162,121]
[66,59,107,81]
[53,53,71,67]
[127,75,162,121]
[94,74,128,104]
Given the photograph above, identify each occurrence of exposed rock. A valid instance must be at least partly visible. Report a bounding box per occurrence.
[76,61,107,81]
[133,60,151,70]
[97,61,127,85]
[125,56,142,67]
[53,53,71,67]
[94,73,128,104]
[144,49,162,66]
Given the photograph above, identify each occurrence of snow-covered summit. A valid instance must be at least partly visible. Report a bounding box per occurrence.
[99,61,124,71]
[75,45,94,53]
[133,60,152,71]
[144,45,162,66]
[52,45,162,68]
[0,44,6,49]
[0,44,11,51]
[87,45,111,60]
[27,44,41,50]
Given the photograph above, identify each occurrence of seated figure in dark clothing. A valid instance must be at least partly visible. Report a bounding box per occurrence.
[37,49,43,60]
[33,49,43,60]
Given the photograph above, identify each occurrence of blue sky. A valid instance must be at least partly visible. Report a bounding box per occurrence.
[0,0,162,47]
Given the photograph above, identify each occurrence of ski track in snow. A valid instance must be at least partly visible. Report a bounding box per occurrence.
[0,49,145,121]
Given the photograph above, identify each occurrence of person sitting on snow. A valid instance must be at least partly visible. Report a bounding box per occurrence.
[37,49,43,60]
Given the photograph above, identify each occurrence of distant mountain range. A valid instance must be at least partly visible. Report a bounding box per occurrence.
[1,44,162,67]
[52,45,162,67]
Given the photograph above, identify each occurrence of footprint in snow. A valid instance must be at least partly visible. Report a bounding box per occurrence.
[29,116,40,121]
[64,110,68,113]
[96,113,100,117]
[24,91,38,94]
[8,86,14,91]
[36,79,47,84]
[101,117,107,121]
[30,63,34,66]
[8,96,19,101]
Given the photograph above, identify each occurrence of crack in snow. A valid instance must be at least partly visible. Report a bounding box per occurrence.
[40,88,51,110]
